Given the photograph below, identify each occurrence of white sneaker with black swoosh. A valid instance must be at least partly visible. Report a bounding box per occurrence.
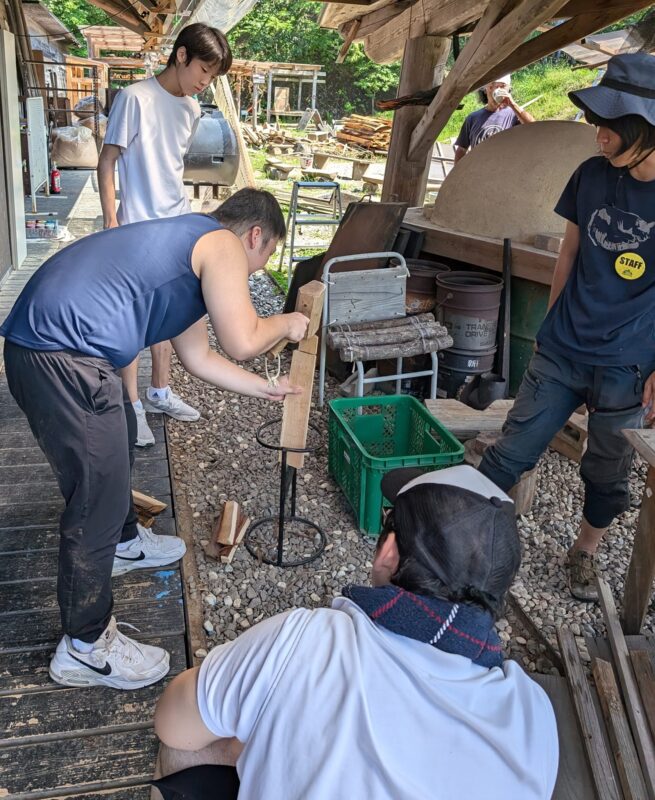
[49,617,170,689]
[112,523,186,576]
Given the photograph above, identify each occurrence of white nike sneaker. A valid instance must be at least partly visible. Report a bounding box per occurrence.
[49,617,169,689]
[134,405,155,447]
[112,523,186,576]
[143,389,200,421]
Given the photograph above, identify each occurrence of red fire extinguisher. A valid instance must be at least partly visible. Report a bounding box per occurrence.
[50,162,61,194]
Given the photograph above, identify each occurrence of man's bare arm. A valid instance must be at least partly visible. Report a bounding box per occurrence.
[97,144,121,228]
[453,146,467,164]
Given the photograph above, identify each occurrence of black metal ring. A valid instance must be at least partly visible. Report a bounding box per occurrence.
[245,515,326,567]
[255,417,322,454]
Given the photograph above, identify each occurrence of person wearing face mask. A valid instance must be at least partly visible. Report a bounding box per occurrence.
[98,24,233,448]
[479,53,655,603]
[453,73,535,163]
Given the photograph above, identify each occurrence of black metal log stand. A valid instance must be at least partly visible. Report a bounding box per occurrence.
[244,418,326,568]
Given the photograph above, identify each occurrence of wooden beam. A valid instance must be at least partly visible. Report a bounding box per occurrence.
[336,18,361,63]
[593,657,649,800]
[477,1,653,85]
[597,577,655,799]
[622,462,655,635]
[364,0,485,63]
[85,0,149,34]
[280,337,319,469]
[408,0,569,158]
[558,626,622,800]
[631,651,655,748]
[356,1,411,38]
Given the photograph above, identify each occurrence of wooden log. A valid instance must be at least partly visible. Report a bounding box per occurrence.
[597,577,655,799]
[330,312,435,333]
[327,320,448,348]
[558,626,622,800]
[631,651,655,749]
[132,489,167,528]
[267,281,325,359]
[339,334,452,362]
[593,657,649,800]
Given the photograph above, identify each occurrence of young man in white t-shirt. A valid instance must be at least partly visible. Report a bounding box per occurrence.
[151,466,559,800]
[98,24,232,447]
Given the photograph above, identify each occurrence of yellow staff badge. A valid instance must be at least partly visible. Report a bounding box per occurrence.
[615,252,646,280]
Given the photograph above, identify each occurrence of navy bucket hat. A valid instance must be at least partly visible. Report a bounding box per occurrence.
[569,52,655,126]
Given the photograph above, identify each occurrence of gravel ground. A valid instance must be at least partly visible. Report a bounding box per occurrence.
[166,271,653,669]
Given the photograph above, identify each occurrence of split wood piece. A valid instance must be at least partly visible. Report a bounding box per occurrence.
[534,232,564,253]
[424,398,513,438]
[507,591,564,674]
[597,577,655,799]
[623,430,655,634]
[132,489,167,529]
[631,652,655,751]
[558,626,622,800]
[280,336,318,470]
[205,500,250,564]
[549,410,589,463]
[593,657,649,800]
[266,281,326,359]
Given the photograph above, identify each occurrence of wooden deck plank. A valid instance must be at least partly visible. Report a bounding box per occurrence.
[0,497,173,530]
[0,428,166,452]
[0,476,172,507]
[45,788,151,800]
[0,516,177,551]
[0,442,169,467]
[0,460,170,486]
[0,596,185,650]
[1,565,183,605]
[0,635,186,694]
[0,728,159,796]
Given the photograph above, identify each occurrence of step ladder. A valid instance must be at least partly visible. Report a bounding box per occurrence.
[279,180,343,282]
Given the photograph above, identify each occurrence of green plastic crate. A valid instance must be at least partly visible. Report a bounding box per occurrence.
[328,395,465,535]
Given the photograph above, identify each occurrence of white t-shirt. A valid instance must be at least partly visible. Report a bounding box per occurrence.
[197,598,559,800]
[104,77,200,224]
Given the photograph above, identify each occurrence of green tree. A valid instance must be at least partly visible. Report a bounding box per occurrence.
[42,0,114,56]
[228,0,400,117]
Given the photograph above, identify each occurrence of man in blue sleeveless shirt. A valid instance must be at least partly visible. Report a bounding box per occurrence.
[0,189,309,689]
[479,54,655,603]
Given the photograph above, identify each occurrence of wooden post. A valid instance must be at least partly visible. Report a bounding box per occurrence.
[311,71,318,111]
[252,81,259,129]
[236,74,242,119]
[266,70,273,124]
[381,35,450,207]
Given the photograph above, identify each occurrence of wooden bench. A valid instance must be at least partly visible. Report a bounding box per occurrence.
[312,151,370,180]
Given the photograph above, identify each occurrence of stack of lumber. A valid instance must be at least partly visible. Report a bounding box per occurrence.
[558,577,655,800]
[336,115,393,151]
[327,313,452,361]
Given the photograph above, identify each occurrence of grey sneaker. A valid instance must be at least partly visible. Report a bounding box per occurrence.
[134,405,155,447]
[566,548,599,602]
[143,389,200,422]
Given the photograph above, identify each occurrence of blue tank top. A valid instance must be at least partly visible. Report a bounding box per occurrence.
[0,213,221,368]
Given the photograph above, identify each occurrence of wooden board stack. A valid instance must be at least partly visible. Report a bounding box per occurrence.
[336,114,393,152]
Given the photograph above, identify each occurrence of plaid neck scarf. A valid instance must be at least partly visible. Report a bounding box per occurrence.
[343,584,504,668]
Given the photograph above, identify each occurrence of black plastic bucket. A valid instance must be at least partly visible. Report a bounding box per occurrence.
[435,272,503,351]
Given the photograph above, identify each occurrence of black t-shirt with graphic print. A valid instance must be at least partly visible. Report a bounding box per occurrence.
[454,106,519,151]
[537,156,655,366]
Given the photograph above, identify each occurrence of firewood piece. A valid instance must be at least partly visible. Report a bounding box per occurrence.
[558,626,622,800]
[280,340,318,470]
[205,500,250,562]
[597,577,655,798]
[339,334,452,362]
[132,489,167,528]
[266,281,326,359]
[593,657,649,800]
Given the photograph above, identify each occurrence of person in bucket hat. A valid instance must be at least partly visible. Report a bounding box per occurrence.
[479,53,655,602]
[150,465,557,800]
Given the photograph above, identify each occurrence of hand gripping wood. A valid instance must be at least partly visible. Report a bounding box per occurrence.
[266,280,325,359]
